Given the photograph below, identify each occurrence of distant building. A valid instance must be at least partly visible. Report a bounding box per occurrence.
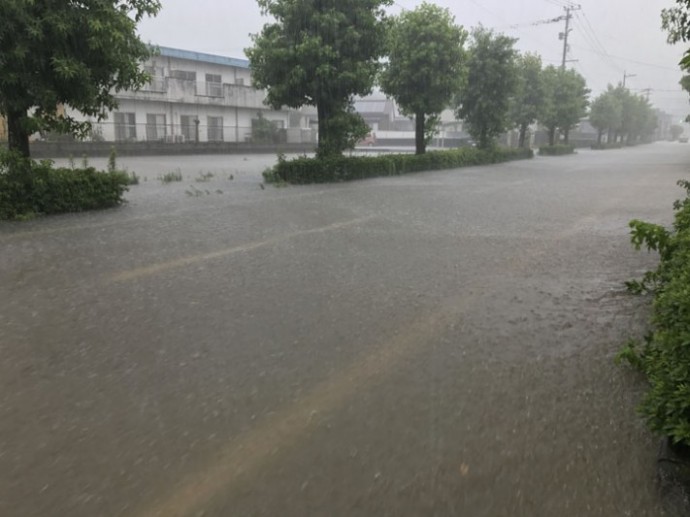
[352,94,471,148]
[64,46,304,144]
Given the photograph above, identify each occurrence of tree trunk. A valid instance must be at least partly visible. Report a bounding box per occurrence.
[597,130,603,145]
[563,128,570,144]
[316,100,329,158]
[7,110,31,158]
[548,126,556,146]
[518,124,528,148]
[415,112,426,155]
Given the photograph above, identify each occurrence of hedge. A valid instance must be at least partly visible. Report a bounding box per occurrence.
[591,142,623,150]
[539,144,576,156]
[264,147,534,185]
[0,151,129,220]
[619,179,690,447]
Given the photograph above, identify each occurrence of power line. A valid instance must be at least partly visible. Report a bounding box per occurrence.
[573,12,624,73]
[569,44,681,71]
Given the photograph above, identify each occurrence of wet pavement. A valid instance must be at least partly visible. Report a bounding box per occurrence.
[2,144,690,516]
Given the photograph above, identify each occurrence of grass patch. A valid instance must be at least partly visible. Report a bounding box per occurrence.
[159,169,183,184]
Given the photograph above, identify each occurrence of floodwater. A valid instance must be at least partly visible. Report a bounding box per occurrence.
[2,144,689,516]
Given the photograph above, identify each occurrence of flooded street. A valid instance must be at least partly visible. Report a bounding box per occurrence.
[2,144,689,516]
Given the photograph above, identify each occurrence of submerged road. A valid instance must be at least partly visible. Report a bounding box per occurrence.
[2,144,689,516]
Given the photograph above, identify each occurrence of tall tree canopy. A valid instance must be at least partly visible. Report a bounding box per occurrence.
[509,53,544,148]
[0,0,161,158]
[380,2,467,155]
[457,28,518,150]
[589,86,623,144]
[247,0,391,158]
[539,66,589,145]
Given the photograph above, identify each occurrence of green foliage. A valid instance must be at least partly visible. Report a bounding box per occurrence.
[613,87,658,144]
[457,28,518,149]
[539,66,590,145]
[0,0,161,157]
[246,0,391,157]
[251,112,281,144]
[538,144,576,156]
[380,3,467,155]
[621,179,690,446]
[159,169,183,183]
[0,151,128,220]
[663,1,690,70]
[510,53,545,148]
[265,147,533,185]
[589,85,623,143]
[591,142,624,150]
[108,146,118,173]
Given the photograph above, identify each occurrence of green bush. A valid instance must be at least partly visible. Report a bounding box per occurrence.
[538,144,576,156]
[591,142,623,150]
[0,151,129,220]
[620,179,690,447]
[264,147,534,185]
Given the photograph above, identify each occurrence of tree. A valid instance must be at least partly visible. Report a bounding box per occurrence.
[589,86,623,144]
[380,3,467,155]
[456,28,518,149]
[663,1,690,70]
[539,66,589,145]
[509,53,544,148]
[671,124,685,140]
[247,0,391,158]
[0,0,161,158]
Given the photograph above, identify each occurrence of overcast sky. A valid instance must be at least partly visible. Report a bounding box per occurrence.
[137,0,690,121]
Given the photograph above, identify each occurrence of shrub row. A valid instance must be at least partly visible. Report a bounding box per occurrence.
[264,147,534,185]
[538,144,576,156]
[620,179,690,447]
[0,152,129,220]
[591,143,623,150]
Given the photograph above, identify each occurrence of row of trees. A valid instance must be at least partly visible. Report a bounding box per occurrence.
[248,1,592,156]
[589,86,658,145]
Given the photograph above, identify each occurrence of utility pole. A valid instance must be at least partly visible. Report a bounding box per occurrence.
[623,71,636,87]
[560,4,581,70]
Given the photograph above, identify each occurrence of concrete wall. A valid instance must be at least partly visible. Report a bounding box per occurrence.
[27,141,317,158]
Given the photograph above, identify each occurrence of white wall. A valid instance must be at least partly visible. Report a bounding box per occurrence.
[65,52,292,143]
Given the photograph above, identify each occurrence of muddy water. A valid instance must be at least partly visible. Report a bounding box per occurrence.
[1,145,689,516]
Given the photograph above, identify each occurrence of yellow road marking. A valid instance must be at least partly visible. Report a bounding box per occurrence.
[109,216,375,283]
[137,306,457,517]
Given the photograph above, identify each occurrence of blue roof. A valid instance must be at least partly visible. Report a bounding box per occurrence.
[156,46,250,69]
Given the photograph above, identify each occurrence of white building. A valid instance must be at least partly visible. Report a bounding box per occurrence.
[73,46,295,144]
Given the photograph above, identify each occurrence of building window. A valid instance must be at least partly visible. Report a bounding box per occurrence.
[205,73,222,97]
[170,70,196,82]
[180,115,197,142]
[143,66,166,92]
[146,114,167,141]
[235,77,245,86]
[114,112,136,141]
[207,116,224,142]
